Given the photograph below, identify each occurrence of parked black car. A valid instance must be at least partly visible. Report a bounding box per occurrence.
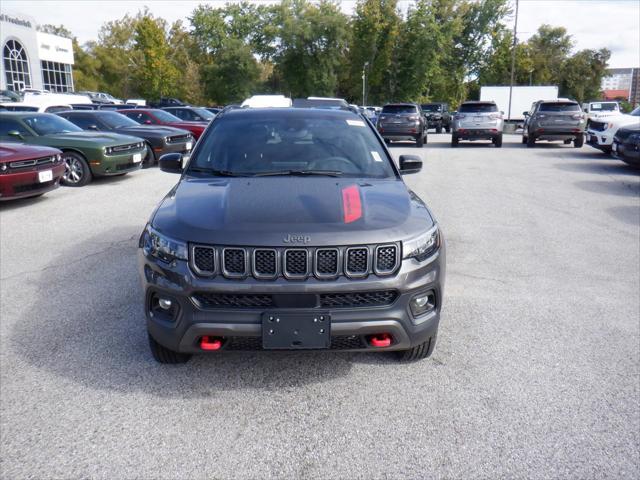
[149,97,186,108]
[421,103,451,133]
[140,107,445,363]
[57,110,194,167]
[377,103,427,147]
[613,124,640,167]
[162,106,216,122]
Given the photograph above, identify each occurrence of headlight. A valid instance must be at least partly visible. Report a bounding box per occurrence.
[140,225,188,263]
[403,225,440,261]
[55,153,62,163]
[104,146,113,155]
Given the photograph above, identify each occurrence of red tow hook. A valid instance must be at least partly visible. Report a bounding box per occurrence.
[200,336,223,351]
[369,333,392,348]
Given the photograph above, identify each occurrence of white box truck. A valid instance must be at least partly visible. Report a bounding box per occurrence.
[480,86,559,121]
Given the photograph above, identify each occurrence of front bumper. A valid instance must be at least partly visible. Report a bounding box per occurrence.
[156,141,193,158]
[139,243,446,353]
[91,149,146,176]
[0,163,65,201]
[586,130,613,150]
[614,141,640,165]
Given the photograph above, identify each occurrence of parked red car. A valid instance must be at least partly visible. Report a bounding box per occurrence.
[117,109,208,139]
[0,143,65,201]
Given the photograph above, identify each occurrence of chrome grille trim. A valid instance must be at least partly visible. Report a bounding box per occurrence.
[374,244,400,275]
[283,248,310,279]
[221,247,248,279]
[166,134,192,144]
[9,156,56,169]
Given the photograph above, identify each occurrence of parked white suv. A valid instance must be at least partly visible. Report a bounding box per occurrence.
[586,107,640,153]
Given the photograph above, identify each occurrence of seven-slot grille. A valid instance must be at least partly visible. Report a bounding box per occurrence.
[189,244,400,280]
[588,121,607,132]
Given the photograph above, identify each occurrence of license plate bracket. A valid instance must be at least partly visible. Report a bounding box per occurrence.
[262,312,331,349]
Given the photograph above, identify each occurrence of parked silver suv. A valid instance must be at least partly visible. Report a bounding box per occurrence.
[451,101,503,147]
[523,100,586,148]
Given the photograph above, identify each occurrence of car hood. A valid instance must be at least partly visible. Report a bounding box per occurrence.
[608,114,640,130]
[0,143,61,162]
[42,131,143,147]
[116,125,190,138]
[166,121,207,129]
[151,176,434,246]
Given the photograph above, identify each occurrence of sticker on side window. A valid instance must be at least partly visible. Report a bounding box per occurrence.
[371,151,383,162]
[347,119,365,127]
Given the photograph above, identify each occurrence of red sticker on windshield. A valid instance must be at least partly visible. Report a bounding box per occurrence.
[342,185,362,223]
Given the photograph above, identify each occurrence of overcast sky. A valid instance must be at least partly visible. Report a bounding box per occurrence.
[3,0,639,68]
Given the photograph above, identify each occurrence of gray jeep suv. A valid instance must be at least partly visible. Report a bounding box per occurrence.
[523,100,586,148]
[139,107,445,363]
[451,101,503,147]
[376,103,427,147]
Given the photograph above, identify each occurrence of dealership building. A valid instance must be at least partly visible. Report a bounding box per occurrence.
[0,10,75,92]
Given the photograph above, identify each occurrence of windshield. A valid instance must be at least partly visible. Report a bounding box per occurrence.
[100,112,140,128]
[382,105,417,114]
[590,103,618,111]
[459,103,498,113]
[630,107,640,117]
[421,104,441,112]
[23,114,83,135]
[192,108,215,120]
[539,102,580,112]
[152,110,182,122]
[187,111,395,179]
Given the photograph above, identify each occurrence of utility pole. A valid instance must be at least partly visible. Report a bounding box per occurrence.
[507,0,519,122]
[362,62,369,107]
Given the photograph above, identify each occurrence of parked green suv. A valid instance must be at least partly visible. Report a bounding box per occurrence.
[0,112,146,186]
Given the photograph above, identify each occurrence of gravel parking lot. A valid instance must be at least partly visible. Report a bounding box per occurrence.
[1,134,638,479]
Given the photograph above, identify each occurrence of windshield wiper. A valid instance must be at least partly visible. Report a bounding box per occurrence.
[253,170,343,177]
[188,167,249,177]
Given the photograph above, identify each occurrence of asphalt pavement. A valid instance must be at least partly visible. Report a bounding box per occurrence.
[1,134,638,479]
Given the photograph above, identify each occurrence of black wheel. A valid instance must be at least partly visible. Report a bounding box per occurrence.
[451,134,459,147]
[574,135,584,148]
[148,334,191,364]
[445,125,451,133]
[396,336,436,361]
[526,134,536,148]
[384,138,391,144]
[61,151,92,187]
[521,135,527,144]
[435,124,442,134]
[563,139,572,145]
[143,142,156,168]
[493,134,503,148]
[416,135,423,148]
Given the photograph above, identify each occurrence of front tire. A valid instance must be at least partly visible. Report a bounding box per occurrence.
[61,151,92,187]
[574,134,584,148]
[148,334,192,364]
[143,142,156,167]
[416,135,423,148]
[451,134,459,147]
[526,134,536,148]
[493,134,503,148]
[396,336,436,361]
[435,124,442,134]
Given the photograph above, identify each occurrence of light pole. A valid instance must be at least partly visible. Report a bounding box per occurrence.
[362,61,369,107]
[507,0,519,122]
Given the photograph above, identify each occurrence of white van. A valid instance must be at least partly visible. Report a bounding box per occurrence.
[241,95,292,108]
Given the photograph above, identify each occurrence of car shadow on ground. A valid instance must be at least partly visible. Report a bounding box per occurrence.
[606,205,640,227]
[0,194,50,211]
[554,160,640,177]
[10,227,357,398]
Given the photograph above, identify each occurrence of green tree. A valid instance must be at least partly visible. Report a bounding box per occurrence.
[527,24,573,85]
[561,48,610,103]
[477,27,533,86]
[348,0,401,104]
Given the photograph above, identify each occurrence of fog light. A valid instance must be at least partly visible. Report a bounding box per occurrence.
[410,291,436,318]
[158,298,172,310]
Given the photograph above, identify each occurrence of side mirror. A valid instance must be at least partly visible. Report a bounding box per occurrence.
[523,111,529,117]
[158,153,183,173]
[7,130,24,140]
[399,155,422,175]
[87,125,99,131]
[144,120,153,125]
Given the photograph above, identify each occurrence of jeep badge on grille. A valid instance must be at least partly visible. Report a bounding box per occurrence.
[283,234,311,244]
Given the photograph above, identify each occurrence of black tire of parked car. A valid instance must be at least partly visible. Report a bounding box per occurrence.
[526,134,536,148]
[416,134,424,148]
[451,134,459,147]
[521,135,527,144]
[61,151,92,187]
[493,134,503,148]
[143,142,156,168]
[148,334,192,364]
[574,135,584,148]
[563,139,572,145]
[396,336,436,361]
[445,125,451,133]
[436,123,443,134]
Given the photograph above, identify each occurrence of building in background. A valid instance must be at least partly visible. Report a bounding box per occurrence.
[0,10,75,92]
[630,68,640,107]
[600,68,640,105]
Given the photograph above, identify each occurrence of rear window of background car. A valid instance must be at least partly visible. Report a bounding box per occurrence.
[382,105,418,114]
[539,103,581,112]
[458,103,498,113]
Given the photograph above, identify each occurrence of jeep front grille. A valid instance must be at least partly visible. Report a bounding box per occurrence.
[188,243,400,280]
[319,290,399,308]
[588,121,606,132]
